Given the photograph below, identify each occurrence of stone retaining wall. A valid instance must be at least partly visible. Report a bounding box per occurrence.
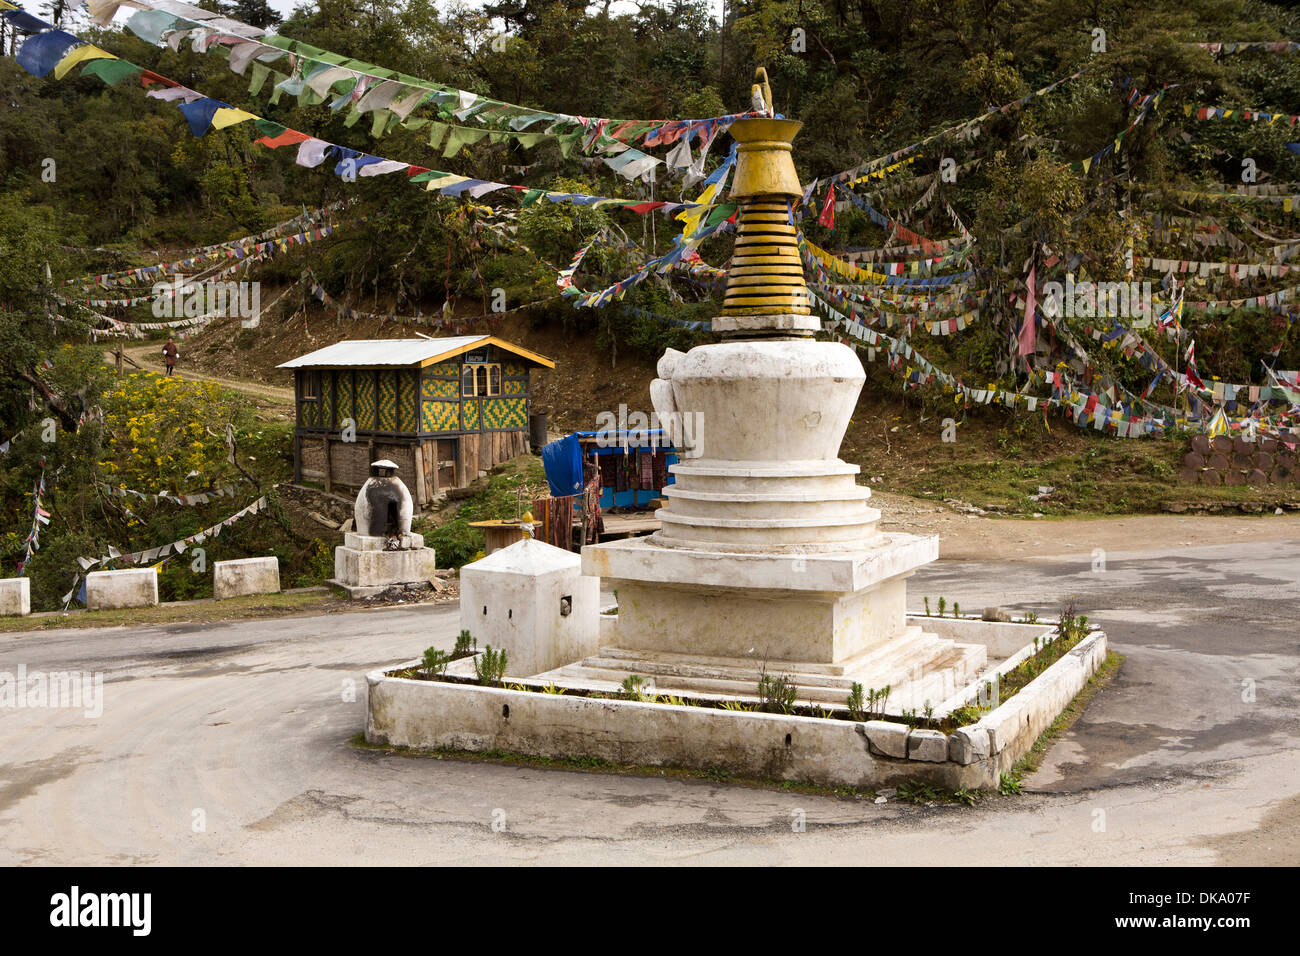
[366,631,1109,790]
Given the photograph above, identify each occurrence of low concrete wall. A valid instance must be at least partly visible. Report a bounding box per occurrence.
[909,615,1055,659]
[85,568,158,611]
[364,631,1110,790]
[213,557,281,600]
[0,577,30,617]
[978,631,1110,774]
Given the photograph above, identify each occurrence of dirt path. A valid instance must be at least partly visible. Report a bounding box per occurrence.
[873,488,1300,559]
[109,344,295,416]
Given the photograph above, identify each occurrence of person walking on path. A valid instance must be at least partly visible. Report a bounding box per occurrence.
[162,338,179,377]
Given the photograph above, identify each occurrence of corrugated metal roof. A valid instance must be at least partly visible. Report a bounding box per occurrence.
[277,336,491,369]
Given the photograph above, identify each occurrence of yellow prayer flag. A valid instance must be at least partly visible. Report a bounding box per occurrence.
[423,174,466,191]
[211,108,258,130]
[53,45,115,81]
[0,0,18,9]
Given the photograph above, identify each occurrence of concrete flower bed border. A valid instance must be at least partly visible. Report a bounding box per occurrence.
[365,628,1109,790]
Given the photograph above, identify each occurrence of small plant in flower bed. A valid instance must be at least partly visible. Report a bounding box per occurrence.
[997,601,1092,699]
[474,645,509,686]
[453,629,477,657]
[620,675,653,701]
[422,647,451,677]
[757,671,799,714]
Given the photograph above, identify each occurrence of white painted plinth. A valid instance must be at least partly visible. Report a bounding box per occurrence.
[213,556,281,599]
[86,568,159,611]
[0,577,30,616]
[582,532,937,663]
[459,538,600,678]
[344,532,425,551]
[333,543,437,590]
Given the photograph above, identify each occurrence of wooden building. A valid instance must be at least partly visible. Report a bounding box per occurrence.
[279,335,554,506]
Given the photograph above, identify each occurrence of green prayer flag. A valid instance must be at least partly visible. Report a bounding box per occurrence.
[555,131,582,158]
[427,122,449,149]
[254,118,287,138]
[443,126,471,157]
[704,203,737,227]
[521,189,544,207]
[80,58,143,86]
[248,61,271,96]
[370,109,391,138]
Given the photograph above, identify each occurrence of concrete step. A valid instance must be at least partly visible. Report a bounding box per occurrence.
[550,627,988,713]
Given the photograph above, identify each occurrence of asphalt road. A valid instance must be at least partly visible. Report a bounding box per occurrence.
[1,537,1297,865]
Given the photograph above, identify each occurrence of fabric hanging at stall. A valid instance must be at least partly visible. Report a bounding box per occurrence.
[530,494,574,550]
[639,450,655,489]
[652,450,668,489]
[583,475,604,543]
[598,454,617,490]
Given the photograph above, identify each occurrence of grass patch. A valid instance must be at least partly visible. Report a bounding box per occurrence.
[848,407,1299,517]
[417,455,548,568]
[0,589,346,633]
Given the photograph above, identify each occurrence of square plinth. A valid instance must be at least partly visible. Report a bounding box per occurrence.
[580,532,937,664]
[334,544,437,590]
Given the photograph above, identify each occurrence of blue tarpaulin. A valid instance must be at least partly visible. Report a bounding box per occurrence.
[541,433,584,497]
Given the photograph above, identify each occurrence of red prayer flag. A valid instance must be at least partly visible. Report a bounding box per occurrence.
[818,187,835,229]
[255,129,311,149]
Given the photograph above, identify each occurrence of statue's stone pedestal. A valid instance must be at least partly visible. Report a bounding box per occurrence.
[330,532,437,598]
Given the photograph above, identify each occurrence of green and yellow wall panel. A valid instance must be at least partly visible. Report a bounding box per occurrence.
[463,398,480,430]
[421,399,459,432]
[321,374,336,429]
[355,373,376,431]
[399,370,419,432]
[482,396,527,430]
[377,371,399,432]
[337,373,355,428]
[422,375,459,399]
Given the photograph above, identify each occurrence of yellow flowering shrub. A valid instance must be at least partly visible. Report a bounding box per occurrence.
[101,372,246,491]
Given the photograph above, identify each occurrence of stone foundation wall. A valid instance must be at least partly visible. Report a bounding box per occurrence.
[1180,435,1299,486]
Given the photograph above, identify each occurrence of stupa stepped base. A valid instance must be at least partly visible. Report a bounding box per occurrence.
[531,625,988,714]
[581,531,937,664]
[657,459,881,552]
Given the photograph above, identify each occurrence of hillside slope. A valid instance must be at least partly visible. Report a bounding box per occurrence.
[160,293,1300,518]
